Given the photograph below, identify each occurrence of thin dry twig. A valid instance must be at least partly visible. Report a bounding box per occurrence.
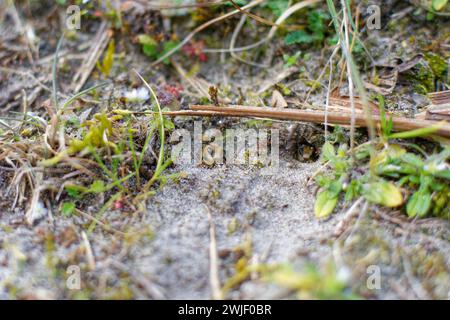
[149,0,265,66]
[71,22,111,93]
[178,105,450,138]
[81,231,96,271]
[204,204,223,300]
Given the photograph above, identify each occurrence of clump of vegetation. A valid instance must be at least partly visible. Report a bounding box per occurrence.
[0,72,178,227]
[315,139,449,219]
[138,35,180,64]
[261,263,357,300]
[402,54,448,94]
[314,94,449,219]
[220,236,356,299]
[284,9,330,45]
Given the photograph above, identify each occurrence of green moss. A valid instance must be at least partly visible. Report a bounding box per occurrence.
[424,52,448,81]
[404,61,435,94]
[403,53,448,94]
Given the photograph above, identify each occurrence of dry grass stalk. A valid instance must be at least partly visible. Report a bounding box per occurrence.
[163,105,450,138]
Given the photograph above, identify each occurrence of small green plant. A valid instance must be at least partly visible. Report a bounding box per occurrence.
[221,235,356,299]
[138,35,180,64]
[261,263,358,299]
[97,39,115,78]
[265,0,290,17]
[60,202,75,217]
[376,146,449,218]
[314,142,403,218]
[314,139,449,219]
[285,9,330,45]
[283,52,301,68]
[432,0,448,11]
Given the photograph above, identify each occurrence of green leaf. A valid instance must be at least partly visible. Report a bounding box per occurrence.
[344,180,360,201]
[265,0,290,17]
[328,180,343,197]
[138,35,157,46]
[362,181,403,207]
[143,44,158,58]
[406,191,431,217]
[388,122,443,139]
[285,31,314,45]
[89,180,105,193]
[315,191,339,218]
[163,117,175,130]
[96,39,115,78]
[161,40,180,64]
[307,10,329,40]
[138,35,158,58]
[283,52,301,67]
[65,186,82,199]
[321,141,335,162]
[432,0,448,11]
[400,153,425,168]
[61,202,75,217]
[435,169,450,180]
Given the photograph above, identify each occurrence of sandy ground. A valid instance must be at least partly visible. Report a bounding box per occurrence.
[1,155,448,299]
[0,159,339,299]
[0,0,449,300]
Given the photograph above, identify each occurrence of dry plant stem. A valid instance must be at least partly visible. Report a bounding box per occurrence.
[229,15,266,68]
[72,22,111,93]
[207,0,321,54]
[81,231,96,271]
[205,205,223,300]
[171,59,210,98]
[228,0,284,27]
[75,209,126,236]
[325,45,341,140]
[185,105,450,138]
[133,0,228,10]
[341,0,356,152]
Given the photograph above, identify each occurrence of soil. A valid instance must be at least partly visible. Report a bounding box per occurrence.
[0,0,448,300]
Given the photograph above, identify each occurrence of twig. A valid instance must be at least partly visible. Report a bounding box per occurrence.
[75,209,126,236]
[132,0,227,10]
[186,105,450,138]
[341,0,356,151]
[204,0,321,54]
[170,59,210,98]
[111,260,166,299]
[204,204,223,300]
[71,22,111,93]
[81,231,96,271]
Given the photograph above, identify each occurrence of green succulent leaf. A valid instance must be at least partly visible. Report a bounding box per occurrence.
[138,35,159,58]
[432,0,448,11]
[321,141,336,162]
[434,169,450,180]
[406,191,432,217]
[89,180,106,193]
[315,191,339,218]
[362,181,403,207]
[400,153,425,168]
[61,202,75,217]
